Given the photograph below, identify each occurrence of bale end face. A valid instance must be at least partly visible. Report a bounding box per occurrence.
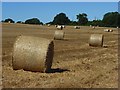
[12,35,54,73]
[89,34,104,47]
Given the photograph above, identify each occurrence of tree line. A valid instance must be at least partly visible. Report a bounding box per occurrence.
[2,12,120,27]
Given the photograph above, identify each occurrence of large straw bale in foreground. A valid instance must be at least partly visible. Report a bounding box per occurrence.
[89,34,104,47]
[12,35,54,72]
[54,30,65,40]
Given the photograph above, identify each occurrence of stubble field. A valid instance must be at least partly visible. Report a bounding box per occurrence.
[2,23,118,88]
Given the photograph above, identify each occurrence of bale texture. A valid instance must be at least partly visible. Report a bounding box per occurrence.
[54,30,65,40]
[12,35,54,72]
[89,34,104,47]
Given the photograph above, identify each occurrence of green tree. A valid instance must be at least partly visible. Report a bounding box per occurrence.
[1,20,4,22]
[4,18,15,23]
[76,13,88,25]
[69,21,78,25]
[46,22,53,25]
[102,12,119,27]
[118,14,120,27]
[52,13,71,25]
[16,21,23,24]
[25,18,43,25]
[91,20,104,26]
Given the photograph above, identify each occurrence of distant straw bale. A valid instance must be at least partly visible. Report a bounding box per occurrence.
[89,34,104,47]
[54,30,65,40]
[74,26,80,29]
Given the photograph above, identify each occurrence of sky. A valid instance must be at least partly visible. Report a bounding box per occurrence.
[1,0,120,2]
[2,2,118,23]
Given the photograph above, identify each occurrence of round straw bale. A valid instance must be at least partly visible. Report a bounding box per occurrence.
[54,30,65,40]
[57,25,63,30]
[104,29,113,32]
[104,29,110,32]
[62,25,65,28]
[109,29,113,32]
[47,24,50,27]
[55,25,57,27]
[74,26,80,29]
[92,26,95,29]
[8,21,11,23]
[12,35,54,72]
[89,34,104,47]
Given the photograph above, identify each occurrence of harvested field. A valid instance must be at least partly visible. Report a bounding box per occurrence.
[2,23,118,88]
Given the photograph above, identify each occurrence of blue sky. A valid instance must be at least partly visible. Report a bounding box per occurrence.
[2,2,118,23]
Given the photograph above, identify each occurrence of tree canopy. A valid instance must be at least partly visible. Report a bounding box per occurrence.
[76,13,88,25]
[88,20,104,26]
[2,12,119,27]
[25,18,43,25]
[4,18,15,23]
[16,21,24,24]
[102,12,120,27]
[52,13,71,25]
